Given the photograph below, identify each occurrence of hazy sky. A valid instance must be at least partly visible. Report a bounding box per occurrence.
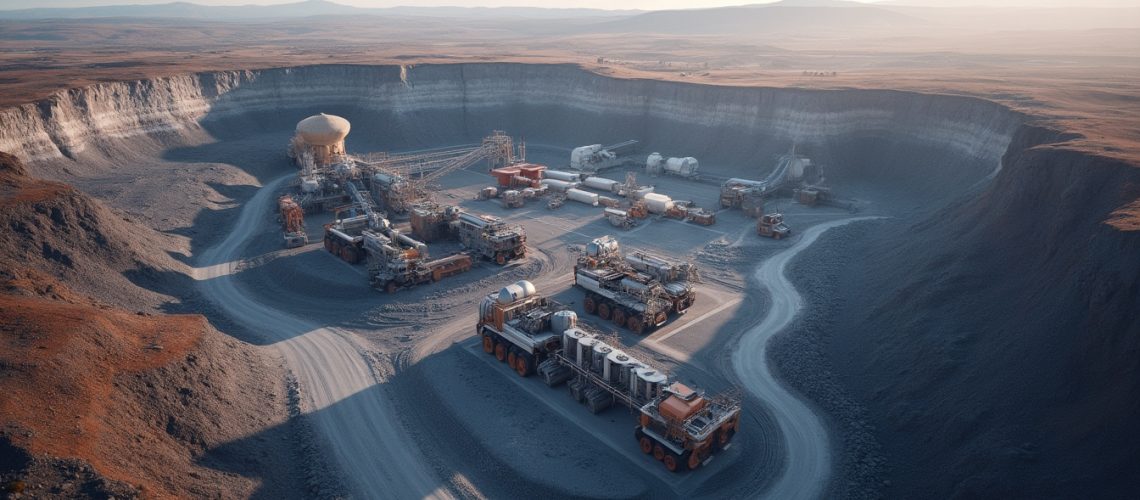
[0,0,1132,9]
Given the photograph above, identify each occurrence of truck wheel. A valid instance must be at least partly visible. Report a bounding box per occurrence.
[663,453,680,473]
[687,451,702,471]
[508,350,517,369]
[494,342,507,362]
[495,252,507,265]
[639,436,654,455]
[628,317,644,335]
[584,296,597,314]
[652,443,665,461]
[597,302,611,321]
[482,334,495,354]
[386,281,397,294]
[515,354,532,377]
[612,308,626,327]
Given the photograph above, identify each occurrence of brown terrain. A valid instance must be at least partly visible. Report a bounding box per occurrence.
[0,153,302,498]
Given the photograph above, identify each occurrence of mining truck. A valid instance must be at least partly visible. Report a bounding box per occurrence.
[574,237,676,334]
[477,280,741,472]
[363,229,472,293]
[757,212,790,240]
[453,211,527,265]
[624,249,699,314]
[277,194,308,248]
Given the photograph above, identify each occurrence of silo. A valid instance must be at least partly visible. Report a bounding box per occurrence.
[294,113,351,167]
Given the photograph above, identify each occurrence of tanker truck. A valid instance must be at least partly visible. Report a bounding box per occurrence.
[476,280,742,472]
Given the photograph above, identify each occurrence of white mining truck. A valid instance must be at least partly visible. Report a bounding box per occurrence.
[453,211,527,265]
[476,280,742,472]
[573,236,697,333]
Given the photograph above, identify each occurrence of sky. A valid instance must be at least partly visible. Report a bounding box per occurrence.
[0,0,1132,9]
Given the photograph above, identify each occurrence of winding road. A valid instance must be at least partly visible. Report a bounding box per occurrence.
[732,217,877,500]
[194,175,452,499]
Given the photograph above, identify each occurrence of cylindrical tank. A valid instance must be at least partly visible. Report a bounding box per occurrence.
[543,170,582,182]
[621,277,650,293]
[551,311,578,335]
[459,212,489,228]
[664,157,699,177]
[604,207,627,218]
[634,367,668,400]
[592,342,612,374]
[563,328,589,359]
[626,361,647,394]
[479,294,497,322]
[585,236,620,258]
[539,179,578,192]
[604,349,632,383]
[566,188,600,206]
[577,337,599,367]
[582,176,621,193]
[296,113,351,146]
[646,152,664,173]
[497,280,536,304]
[634,186,655,199]
[642,193,675,214]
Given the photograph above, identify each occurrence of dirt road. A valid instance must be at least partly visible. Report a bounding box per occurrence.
[194,176,452,499]
[733,218,877,500]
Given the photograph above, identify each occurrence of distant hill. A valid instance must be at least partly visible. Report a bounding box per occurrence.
[0,0,642,21]
[597,1,926,36]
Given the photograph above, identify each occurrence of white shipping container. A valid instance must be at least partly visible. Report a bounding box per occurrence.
[566,188,600,206]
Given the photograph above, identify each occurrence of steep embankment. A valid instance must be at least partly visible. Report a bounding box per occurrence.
[804,126,1140,498]
[0,154,302,498]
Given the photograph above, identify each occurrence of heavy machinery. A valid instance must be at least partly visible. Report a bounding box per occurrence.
[363,229,471,293]
[277,195,308,248]
[646,153,699,178]
[757,212,791,240]
[569,140,638,173]
[604,207,637,229]
[453,212,527,265]
[623,248,699,314]
[477,280,741,472]
[574,236,694,334]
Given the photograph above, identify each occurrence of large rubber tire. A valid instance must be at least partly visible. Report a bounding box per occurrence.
[583,296,597,314]
[494,342,507,362]
[598,302,611,321]
[652,444,665,461]
[639,436,654,455]
[515,354,531,377]
[663,453,680,473]
[482,334,494,354]
[386,281,397,294]
[628,317,644,335]
[495,252,507,265]
[687,451,701,471]
[507,350,517,369]
[612,308,626,327]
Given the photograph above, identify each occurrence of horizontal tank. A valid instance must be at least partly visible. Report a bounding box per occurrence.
[642,193,675,214]
[664,157,699,177]
[633,186,655,199]
[498,280,537,304]
[539,179,578,192]
[582,176,621,193]
[585,235,621,258]
[566,188,600,206]
[544,170,582,182]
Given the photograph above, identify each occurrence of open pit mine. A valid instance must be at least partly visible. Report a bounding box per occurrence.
[1,62,1136,500]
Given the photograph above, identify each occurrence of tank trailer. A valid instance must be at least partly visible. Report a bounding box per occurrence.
[477,280,741,472]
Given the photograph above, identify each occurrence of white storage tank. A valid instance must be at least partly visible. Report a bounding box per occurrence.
[497,280,536,304]
[552,311,578,335]
[591,342,612,374]
[543,170,582,182]
[665,157,699,177]
[563,328,589,360]
[634,367,668,400]
[633,186,655,199]
[577,337,599,367]
[646,152,664,173]
[539,179,579,192]
[642,193,675,214]
[566,188,600,206]
[582,176,621,193]
[585,235,620,258]
[604,349,634,384]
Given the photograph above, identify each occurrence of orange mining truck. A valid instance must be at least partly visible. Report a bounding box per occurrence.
[477,280,742,472]
[278,195,308,248]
